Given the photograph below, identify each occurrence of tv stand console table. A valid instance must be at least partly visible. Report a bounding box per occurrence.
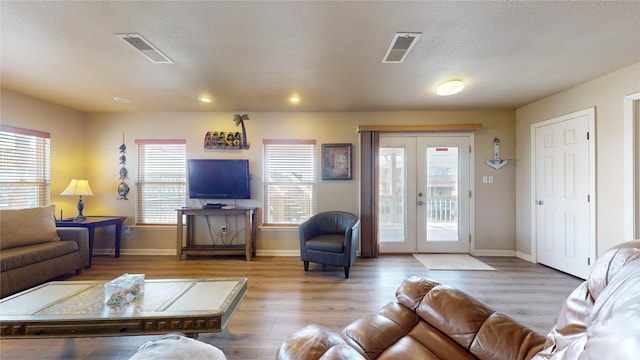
[176,207,256,261]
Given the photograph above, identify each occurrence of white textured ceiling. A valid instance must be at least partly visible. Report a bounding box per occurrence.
[1,1,639,113]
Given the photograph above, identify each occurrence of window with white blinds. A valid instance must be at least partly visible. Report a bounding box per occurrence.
[263,139,316,225]
[135,139,186,225]
[0,125,51,209]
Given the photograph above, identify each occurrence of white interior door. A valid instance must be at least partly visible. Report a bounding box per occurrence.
[380,134,471,253]
[533,109,594,279]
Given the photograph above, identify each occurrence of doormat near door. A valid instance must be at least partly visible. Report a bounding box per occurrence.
[413,254,496,271]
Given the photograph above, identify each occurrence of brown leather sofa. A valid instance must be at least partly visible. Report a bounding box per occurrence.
[277,276,544,360]
[277,240,640,360]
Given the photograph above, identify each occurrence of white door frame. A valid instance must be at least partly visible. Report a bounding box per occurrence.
[530,107,596,268]
[624,92,640,241]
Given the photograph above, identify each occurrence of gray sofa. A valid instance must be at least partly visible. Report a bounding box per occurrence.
[1,205,90,298]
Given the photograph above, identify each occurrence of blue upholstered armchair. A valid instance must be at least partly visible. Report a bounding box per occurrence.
[298,211,360,279]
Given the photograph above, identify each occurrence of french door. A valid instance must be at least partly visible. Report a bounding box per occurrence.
[379,134,471,253]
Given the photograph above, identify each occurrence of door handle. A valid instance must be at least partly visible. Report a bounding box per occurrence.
[535,200,544,205]
[417,200,425,206]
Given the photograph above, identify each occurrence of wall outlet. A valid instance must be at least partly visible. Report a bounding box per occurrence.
[123,226,130,234]
[221,225,227,234]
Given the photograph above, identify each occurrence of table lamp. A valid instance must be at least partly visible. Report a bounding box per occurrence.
[60,179,94,221]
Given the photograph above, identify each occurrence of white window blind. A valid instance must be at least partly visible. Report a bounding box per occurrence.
[0,125,51,209]
[135,139,186,225]
[263,139,316,225]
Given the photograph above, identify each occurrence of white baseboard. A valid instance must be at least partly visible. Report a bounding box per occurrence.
[255,249,299,257]
[95,248,527,259]
[93,249,299,257]
[93,249,176,256]
[515,251,535,263]
[472,249,516,257]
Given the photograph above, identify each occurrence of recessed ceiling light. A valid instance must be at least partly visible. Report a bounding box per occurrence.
[199,96,213,103]
[113,96,131,104]
[436,80,464,96]
[289,95,300,104]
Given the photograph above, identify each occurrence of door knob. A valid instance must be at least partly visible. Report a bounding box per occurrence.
[418,200,425,206]
[535,200,544,205]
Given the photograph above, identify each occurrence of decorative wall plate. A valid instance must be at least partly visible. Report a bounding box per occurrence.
[117,182,130,200]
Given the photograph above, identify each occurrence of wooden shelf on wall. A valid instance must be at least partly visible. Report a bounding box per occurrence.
[357,123,483,133]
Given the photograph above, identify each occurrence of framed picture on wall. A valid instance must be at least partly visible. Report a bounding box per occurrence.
[322,143,352,180]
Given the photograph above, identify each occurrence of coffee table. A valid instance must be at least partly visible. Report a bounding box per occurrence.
[0,277,247,338]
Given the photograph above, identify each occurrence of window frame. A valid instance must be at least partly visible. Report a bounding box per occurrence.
[262,139,317,226]
[135,139,187,225]
[0,125,51,209]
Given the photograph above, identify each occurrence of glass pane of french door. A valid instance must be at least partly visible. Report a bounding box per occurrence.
[380,135,470,253]
[417,137,470,253]
[379,137,417,253]
[379,146,406,243]
[425,146,459,242]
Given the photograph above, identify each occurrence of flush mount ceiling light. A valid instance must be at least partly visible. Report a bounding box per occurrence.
[382,32,422,63]
[289,95,300,104]
[198,96,213,103]
[436,80,465,96]
[115,33,173,64]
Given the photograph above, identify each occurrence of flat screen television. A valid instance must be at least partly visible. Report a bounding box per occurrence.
[187,159,251,199]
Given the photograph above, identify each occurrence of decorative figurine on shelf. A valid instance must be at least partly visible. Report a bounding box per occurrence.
[117,133,130,200]
[203,114,250,149]
[233,114,249,149]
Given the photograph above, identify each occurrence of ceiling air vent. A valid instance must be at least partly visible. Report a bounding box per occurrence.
[115,33,173,64]
[382,32,421,63]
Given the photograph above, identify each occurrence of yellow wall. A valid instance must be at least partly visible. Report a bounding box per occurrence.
[2,89,517,256]
[85,111,516,255]
[515,62,640,257]
[0,90,87,216]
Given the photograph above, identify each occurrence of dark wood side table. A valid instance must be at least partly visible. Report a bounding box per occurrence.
[56,216,127,268]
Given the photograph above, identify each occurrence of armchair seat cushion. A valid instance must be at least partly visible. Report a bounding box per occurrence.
[306,235,345,253]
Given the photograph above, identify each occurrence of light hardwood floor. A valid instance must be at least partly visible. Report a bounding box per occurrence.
[0,254,582,360]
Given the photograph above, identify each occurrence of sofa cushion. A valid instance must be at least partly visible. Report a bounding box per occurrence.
[0,205,60,250]
[532,240,640,360]
[0,240,79,272]
[471,313,544,360]
[416,285,494,349]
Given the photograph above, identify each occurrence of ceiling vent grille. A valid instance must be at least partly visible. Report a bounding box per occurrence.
[382,32,421,63]
[115,33,173,64]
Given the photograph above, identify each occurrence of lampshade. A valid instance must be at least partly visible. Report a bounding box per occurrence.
[60,179,93,221]
[436,80,465,96]
[60,179,94,196]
